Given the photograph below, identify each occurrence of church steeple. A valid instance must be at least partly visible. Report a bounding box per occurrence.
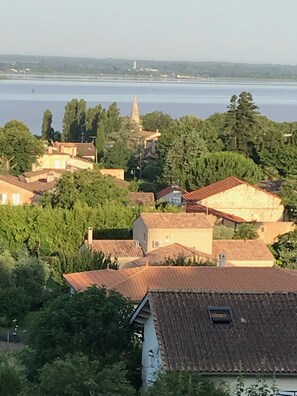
[130,96,142,131]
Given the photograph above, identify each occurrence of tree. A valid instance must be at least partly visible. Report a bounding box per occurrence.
[224,92,259,157]
[0,352,29,396]
[104,142,134,171]
[41,110,55,141]
[41,169,129,209]
[62,99,86,142]
[189,151,262,189]
[85,105,103,141]
[96,122,105,161]
[145,371,229,396]
[0,120,44,174]
[27,287,134,370]
[271,230,297,268]
[234,223,258,240]
[104,102,122,136]
[142,111,174,131]
[280,175,297,220]
[37,354,136,396]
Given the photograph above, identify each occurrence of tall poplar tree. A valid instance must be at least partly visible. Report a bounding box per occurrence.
[41,109,55,141]
[62,99,86,142]
[96,123,105,162]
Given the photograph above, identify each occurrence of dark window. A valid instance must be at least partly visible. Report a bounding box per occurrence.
[208,306,232,325]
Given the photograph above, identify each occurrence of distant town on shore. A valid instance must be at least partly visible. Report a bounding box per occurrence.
[1,54,297,80]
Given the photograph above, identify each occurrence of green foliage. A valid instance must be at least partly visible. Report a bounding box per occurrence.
[85,104,103,141]
[41,110,55,141]
[145,371,229,396]
[162,255,216,267]
[27,287,134,370]
[104,102,122,136]
[62,99,86,142]
[41,169,129,209]
[0,120,44,174]
[0,352,29,396]
[271,230,297,268]
[104,142,134,171]
[142,111,174,131]
[37,354,136,396]
[96,122,105,161]
[0,287,31,328]
[234,223,258,240]
[189,151,262,189]
[280,175,297,220]
[235,376,278,396]
[213,225,235,240]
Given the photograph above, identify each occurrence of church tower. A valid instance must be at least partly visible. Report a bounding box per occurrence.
[130,96,142,131]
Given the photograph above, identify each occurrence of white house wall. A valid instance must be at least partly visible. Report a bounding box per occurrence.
[142,314,161,389]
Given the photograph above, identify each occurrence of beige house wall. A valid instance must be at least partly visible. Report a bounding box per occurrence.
[199,184,284,222]
[255,221,295,244]
[33,153,70,171]
[0,181,35,205]
[227,259,274,267]
[133,217,213,254]
[100,169,124,180]
[67,157,93,170]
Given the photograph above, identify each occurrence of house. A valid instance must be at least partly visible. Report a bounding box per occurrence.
[184,177,294,243]
[131,289,297,392]
[33,146,94,172]
[83,228,144,267]
[183,176,284,222]
[63,266,297,302]
[0,174,57,205]
[213,239,275,267]
[133,213,213,254]
[53,142,96,161]
[157,185,186,206]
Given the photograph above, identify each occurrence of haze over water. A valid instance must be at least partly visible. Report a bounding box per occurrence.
[1,77,297,134]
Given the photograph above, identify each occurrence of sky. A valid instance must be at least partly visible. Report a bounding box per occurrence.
[1,0,297,64]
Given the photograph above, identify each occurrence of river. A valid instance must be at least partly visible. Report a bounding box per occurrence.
[1,77,297,134]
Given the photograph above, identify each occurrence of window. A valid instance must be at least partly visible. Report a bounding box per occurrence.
[208,306,232,325]
[165,235,170,242]
[0,193,7,204]
[12,193,20,205]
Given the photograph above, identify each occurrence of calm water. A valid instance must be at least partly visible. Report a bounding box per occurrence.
[1,77,297,134]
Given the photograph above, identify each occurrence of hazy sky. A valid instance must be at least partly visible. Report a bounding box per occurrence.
[1,0,297,64]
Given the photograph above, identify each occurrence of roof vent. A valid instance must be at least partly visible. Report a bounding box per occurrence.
[208,306,232,325]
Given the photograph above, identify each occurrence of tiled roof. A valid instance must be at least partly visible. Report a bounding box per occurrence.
[138,213,212,229]
[157,185,187,199]
[141,290,297,373]
[63,266,297,302]
[125,243,215,267]
[185,202,246,223]
[213,240,275,262]
[0,175,57,194]
[128,192,155,206]
[86,240,144,258]
[75,143,96,157]
[184,176,280,201]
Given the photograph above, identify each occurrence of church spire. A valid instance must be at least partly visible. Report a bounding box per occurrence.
[130,96,142,131]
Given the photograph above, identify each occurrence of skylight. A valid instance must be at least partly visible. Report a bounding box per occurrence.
[208,306,232,325]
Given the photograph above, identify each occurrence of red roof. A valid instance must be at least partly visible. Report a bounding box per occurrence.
[157,185,187,200]
[185,202,246,223]
[213,239,275,262]
[63,266,297,302]
[183,176,280,202]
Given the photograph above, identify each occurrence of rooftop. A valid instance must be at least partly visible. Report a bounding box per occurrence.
[213,239,275,262]
[133,290,297,374]
[185,202,246,223]
[157,185,187,200]
[184,176,280,202]
[138,212,213,229]
[128,192,155,206]
[63,266,297,302]
[86,239,144,258]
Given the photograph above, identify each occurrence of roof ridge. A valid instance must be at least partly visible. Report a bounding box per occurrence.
[112,266,146,288]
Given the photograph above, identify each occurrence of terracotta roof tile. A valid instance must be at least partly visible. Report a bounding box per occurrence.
[64,266,297,302]
[138,213,212,229]
[184,176,280,201]
[143,290,297,373]
[185,202,246,223]
[213,240,274,262]
[157,185,187,199]
[125,243,215,267]
[0,175,57,194]
[128,192,155,206]
[87,240,144,258]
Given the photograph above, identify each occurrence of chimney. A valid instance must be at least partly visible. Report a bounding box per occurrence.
[87,227,93,246]
[46,172,55,183]
[218,253,226,267]
[136,240,140,248]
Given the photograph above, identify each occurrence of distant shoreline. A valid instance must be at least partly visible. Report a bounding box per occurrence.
[1,73,297,85]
